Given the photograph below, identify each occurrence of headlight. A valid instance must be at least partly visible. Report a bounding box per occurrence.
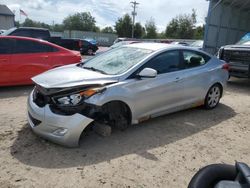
[52,87,105,106]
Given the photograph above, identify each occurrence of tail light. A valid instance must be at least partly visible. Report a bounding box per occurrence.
[222,63,229,71]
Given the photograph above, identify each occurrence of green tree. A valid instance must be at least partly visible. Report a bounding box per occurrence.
[22,18,36,27]
[145,18,157,39]
[52,24,64,32]
[22,18,51,29]
[14,21,20,27]
[165,18,179,38]
[194,25,204,39]
[101,26,114,33]
[93,26,100,33]
[114,14,132,37]
[157,31,166,39]
[165,9,197,39]
[134,22,145,38]
[63,12,96,31]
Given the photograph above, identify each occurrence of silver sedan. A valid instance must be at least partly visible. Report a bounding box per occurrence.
[27,43,229,147]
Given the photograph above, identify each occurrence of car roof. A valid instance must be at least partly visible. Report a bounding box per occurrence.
[0,35,50,43]
[0,35,68,51]
[126,42,212,56]
[17,27,49,31]
[126,42,183,51]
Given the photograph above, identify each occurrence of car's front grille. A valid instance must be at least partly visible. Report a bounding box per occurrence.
[223,50,250,63]
[28,112,41,127]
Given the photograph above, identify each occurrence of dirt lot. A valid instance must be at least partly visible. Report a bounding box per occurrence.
[0,78,249,188]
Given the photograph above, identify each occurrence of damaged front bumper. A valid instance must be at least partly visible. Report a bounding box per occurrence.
[27,90,94,147]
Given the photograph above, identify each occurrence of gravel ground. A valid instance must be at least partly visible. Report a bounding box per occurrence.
[0,78,249,188]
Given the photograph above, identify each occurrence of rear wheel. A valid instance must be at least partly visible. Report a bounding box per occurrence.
[87,49,93,55]
[204,84,222,109]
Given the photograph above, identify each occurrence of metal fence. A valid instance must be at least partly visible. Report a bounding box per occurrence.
[50,31,63,37]
[50,30,199,47]
[64,30,117,46]
[50,30,117,46]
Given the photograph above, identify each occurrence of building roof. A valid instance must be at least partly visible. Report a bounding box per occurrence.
[210,0,250,12]
[0,4,14,16]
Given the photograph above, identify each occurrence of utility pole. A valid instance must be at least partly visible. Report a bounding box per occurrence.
[130,1,139,38]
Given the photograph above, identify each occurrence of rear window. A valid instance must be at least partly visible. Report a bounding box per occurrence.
[182,50,211,68]
[31,30,50,39]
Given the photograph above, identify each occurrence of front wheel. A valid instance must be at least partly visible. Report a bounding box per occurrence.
[204,84,222,109]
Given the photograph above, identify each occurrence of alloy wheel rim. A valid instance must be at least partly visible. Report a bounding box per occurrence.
[208,86,220,107]
[88,49,93,54]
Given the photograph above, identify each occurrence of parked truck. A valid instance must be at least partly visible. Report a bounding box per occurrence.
[218,33,250,79]
[1,27,98,55]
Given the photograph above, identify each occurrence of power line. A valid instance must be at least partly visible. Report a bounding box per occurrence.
[130,1,139,38]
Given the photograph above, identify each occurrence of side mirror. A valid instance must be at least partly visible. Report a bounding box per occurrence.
[138,68,157,78]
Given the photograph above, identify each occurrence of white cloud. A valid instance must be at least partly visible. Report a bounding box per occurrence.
[2,0,209,31]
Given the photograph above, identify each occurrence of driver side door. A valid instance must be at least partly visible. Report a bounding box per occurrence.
[125,50,185,120]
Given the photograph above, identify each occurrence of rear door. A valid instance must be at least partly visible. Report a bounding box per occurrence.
[10,39,53,84]
[0,38,14,86]
[177,50,212,105]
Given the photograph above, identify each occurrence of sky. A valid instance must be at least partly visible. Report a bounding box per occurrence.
[2,0,209,31]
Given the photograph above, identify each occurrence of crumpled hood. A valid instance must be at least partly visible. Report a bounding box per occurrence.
[32,64,118,88]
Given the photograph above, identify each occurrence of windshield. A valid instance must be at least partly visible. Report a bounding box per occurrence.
[110,41,127,49]
[237,40,250,45]
[190,40,203,47]
[1,27,16,36]
[237,33,250,45]
[82,46,153,75]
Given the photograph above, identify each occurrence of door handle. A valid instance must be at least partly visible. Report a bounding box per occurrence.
[43,56,49,59]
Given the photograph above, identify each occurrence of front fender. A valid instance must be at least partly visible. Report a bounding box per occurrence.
[85,88,137,123]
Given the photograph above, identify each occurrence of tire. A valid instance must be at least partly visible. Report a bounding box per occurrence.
[204,84,222,109]
[188,164,237,188]
[87,49,93,55]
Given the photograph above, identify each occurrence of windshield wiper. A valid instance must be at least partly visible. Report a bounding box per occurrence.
[83,66,107,75]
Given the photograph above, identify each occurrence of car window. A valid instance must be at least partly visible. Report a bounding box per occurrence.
[13,39,57,54]
[32,41,57,52]
[31,30,49,39]
[10,29,31,37]
[0,38,13,54]
[82,41,90,47]
[182,50,210,69]
[143,51,181,74]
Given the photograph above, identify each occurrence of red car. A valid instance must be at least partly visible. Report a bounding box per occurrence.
[0,36,81,86]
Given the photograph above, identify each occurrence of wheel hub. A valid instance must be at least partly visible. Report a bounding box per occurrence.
[208,86,220,107]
